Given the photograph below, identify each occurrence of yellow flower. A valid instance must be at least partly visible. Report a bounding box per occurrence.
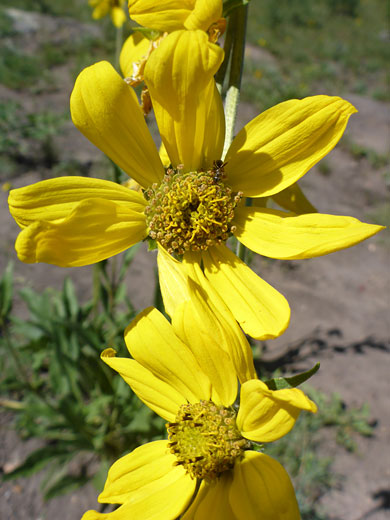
[8,31,383,340]
[128,0,223,33]
[120,0,225,112]
[81,293,317,519]
[89,0,126,28]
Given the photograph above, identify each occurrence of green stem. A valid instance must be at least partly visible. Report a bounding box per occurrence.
[223,4,248,158]
[215,16,235,92]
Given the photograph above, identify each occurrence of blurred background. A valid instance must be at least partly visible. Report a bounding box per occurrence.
[0,1,389,519]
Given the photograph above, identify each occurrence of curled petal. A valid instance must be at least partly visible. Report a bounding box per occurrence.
[70,61,164,188]
[233,207,384,260]
[237,379,317,443]
[128,0,195,32]
[184,0,223,31]
[229,451,301,520]
[225,95,357,197]
[145,30,224,171]
[14,198,147,267]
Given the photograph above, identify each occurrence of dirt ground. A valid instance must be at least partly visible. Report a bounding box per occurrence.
[0,8,389,520]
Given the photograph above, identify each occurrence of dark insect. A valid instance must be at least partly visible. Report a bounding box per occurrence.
[212,159,227,183]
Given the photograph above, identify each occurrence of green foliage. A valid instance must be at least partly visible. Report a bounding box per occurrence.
[245,0,390,108]
[265,362,320,390]
[0,101,66,170]
[0,252,165,500]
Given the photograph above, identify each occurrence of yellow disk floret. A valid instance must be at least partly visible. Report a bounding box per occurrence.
[167,401,250,481]
[144,166,243,255]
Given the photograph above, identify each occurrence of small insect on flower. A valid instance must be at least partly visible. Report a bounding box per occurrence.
[212,159,227,183]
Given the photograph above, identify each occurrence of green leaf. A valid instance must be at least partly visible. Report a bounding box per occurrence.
[132,27,161,40]
[223,0,250,17]
[62,278,79,318]
[265,363,320,390]
[0,262,13,320]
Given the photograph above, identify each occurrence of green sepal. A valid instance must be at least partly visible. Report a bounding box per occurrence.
[223,0,250,17]
[265,362,320,390]
[132,27,161,41]
[146,237,158,251]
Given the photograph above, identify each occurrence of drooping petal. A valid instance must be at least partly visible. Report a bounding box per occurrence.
[8,176,146,229]
[124,307,211,403]
[202,245,290,340]
[233,207,384,260]
[272,182,317,214]
[82,442,196,520]
[182,475,236,520]
[184,0,223,31]
[70,60,164,188]
[172,296,238,407]
[14,198,147,267]
[157,246,256,383]
[145,30,224,171]
[101,349,185,421]
[120,31,151,78]
[225,95,357,197]
[229,451,300,520]
[128,0,195,32]
[237,379,317,443]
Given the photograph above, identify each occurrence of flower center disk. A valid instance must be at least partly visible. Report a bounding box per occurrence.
[167,400,250,480]
[144,167,242,255]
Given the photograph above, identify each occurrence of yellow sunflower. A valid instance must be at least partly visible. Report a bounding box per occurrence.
[81,289,317,519]
[8,30,383,340]
[89,0,127,28]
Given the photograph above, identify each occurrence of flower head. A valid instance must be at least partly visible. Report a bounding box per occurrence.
[81,287,317,519]
[89,0,127,27]
[8,30,383,340]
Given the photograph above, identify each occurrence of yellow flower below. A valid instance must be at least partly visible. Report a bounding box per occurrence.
[82,291,317,519]
[89,0,127,27]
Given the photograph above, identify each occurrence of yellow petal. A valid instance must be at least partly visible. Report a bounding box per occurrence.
[8,176,146,229]
[15,198,147,267]
[124,307,211,403]
[157,245,190,318]
[128,0,195,32]
[70,61,164,188]
[120,32,150,78]
[237,379,317,443]
[225,95,357,197]
[272,182,317,214]
[83,441,195,519]
[229,451,300,520]
[172,296,238,407]
[157,246,257,383]
[184,0,222,31]
[101,349,185,421]
[144,30,224,171]
[182,475,236,520]
[202,245,290,340]
[233,206,385,260]
[99,440,174,503]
